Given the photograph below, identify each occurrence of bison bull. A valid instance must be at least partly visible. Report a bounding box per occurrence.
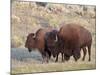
[45,23,92,62]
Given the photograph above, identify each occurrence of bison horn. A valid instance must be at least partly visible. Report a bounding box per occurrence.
[55,35,58,42]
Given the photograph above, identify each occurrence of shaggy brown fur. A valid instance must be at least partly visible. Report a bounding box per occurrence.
[25,28,52,63]
[45,23,92,62]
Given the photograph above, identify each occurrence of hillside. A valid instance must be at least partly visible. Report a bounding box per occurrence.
[11,1,96,48]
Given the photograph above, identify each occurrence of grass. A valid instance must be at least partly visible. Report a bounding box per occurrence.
[11,61,95,74]
[11,47,96,74]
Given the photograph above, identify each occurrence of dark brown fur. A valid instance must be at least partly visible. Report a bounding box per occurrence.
[45,30,64,62]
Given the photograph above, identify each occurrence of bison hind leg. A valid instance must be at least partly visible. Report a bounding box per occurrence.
[55,53,59,62]
[87,44,91,61]
[82,47,87,61]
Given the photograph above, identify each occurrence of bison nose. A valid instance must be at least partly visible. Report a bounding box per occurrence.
[28,48,32,52]
[29,50,31,52]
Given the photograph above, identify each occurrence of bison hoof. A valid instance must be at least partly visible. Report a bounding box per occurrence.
[88,59,91,61]
[61,59,65,62]
[74,58,78,62]
[82,58,85,61]
[55,60,58,62]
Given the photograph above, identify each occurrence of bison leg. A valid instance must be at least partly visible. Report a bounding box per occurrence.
[55,53,59,62]
[41,55,45,63]
[64,54,70,61]
[44,46,51,59]
[61,53,64,62]
[45,52,49,63]
[73,48,81,61]
[41,51,49,63]
[87,44,91,61]
[82,47,87,61]
[41,52,46,63]
[46,50,51,59]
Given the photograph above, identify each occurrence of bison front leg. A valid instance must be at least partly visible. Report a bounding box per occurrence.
[41,53,45,63]
[64,54,70,61]
[46,49,51,59]
[45,52,50,63]
[55,53,59,62]
[41,51,49,63]
[73,48,81,62]
[61,53,64,62]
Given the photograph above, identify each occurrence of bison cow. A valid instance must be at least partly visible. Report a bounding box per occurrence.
[45,23,92,62]
[25,28,53,63]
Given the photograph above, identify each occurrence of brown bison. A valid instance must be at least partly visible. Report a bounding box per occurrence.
[25,28,53,63]
[45,23,92,61]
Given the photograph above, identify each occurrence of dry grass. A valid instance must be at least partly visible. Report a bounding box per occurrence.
[11,60,95,74]
[11,47,96,74]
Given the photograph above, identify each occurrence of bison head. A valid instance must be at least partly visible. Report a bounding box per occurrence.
[25,33,37,52]
[45,30,58,47]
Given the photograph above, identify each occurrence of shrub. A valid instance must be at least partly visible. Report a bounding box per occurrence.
[11,35,23,48]
[36,2,47,7]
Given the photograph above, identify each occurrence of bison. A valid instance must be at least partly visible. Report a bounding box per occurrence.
[25,28,53,63]
[45,30,64,62]
[45,23,92,62]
